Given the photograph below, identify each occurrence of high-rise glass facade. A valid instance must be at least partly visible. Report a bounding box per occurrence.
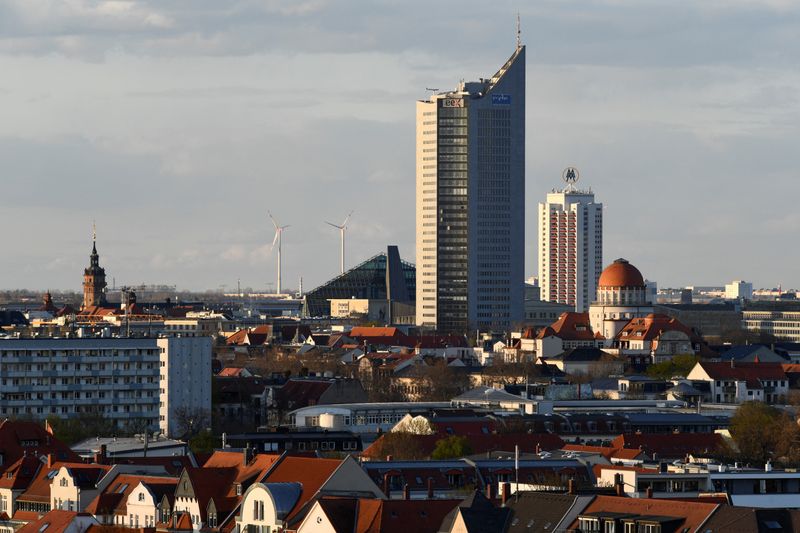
[416,47,525,333]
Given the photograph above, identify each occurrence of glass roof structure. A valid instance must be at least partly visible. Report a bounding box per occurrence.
[302,246,415,318]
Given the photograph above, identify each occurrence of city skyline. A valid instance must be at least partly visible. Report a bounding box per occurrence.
[1,1,799,292]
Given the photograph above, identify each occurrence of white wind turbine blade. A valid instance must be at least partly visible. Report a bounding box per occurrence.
[324,221,340,229]
[271,228,280,251]
[341,210,354,228]
[268,211,279,230]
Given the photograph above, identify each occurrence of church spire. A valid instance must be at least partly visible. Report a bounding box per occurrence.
[92,220,97,255]
[83,219,107,310]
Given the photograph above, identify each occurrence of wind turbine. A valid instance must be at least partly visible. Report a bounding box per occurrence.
[268,212,290,294]
[325,211,353,275]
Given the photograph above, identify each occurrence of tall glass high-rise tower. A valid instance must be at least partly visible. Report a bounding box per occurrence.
[415,46,525,333]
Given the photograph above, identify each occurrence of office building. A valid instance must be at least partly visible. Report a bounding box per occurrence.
[415,45,525,332]
[538,170,602,312]
[725,280,753,301]
[0,336,211,438]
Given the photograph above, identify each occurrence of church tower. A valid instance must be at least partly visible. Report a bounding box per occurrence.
[82,225,108,310]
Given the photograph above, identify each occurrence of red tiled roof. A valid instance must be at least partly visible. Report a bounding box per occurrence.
[349,327,402,338]
[0,420,80,473]
[616,313,699,342]
[548,312,597,341]
[415,335,468,349]
[0,455,42,490]
[16,462,111,506]
[86,475,178,517]
[535,326,556,340]
[612,433,724,459]
[218,367,247,377]
[183,467,239,519]
[77,306,117,317]
[562,444,617,459]
[162,511,193,531]
[569,495,717,532]
[366,499,460,533]
[16,510,92,533]
[264,457,342,521]
[696,362,787,381]
[276,379,333,408]
[355,499,383,532]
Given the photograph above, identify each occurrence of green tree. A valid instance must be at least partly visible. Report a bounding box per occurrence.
[729,401,800,465]
[645,354,699,380]
[189,430,219,454]
[431,435,473,460]
[368,432,426,460]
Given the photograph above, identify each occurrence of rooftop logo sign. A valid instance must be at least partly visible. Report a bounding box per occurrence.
[562,166,580,185]
[491,94,511,105]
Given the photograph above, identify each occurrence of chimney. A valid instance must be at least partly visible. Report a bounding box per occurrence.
[383,474,391,499]
[568,479,576,496]
[386,455,393,462]
[535,443,541,454]
[403,484,410,500]
[243,444,252,465]
[731,358,735,369]
[486,483,494,500]
[501,482,511,506]
[427,477,434,499]
[615,480,624,497]
[646,487,653,499]
[47,453,54,468]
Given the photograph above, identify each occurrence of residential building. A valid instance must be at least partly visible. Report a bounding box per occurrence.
[0,420,80,472]
[535,312,606,359]
[570,495,719,533]
[538,172,603,312]
[0,336,211,437]
[296,497,460,533]
[614,313,701,367]
[15,510,99,533]
[235,455,383,532]
[686,361,789,404]
[438,490,510,533]
[415,45,526,333]
[545,347,624,376]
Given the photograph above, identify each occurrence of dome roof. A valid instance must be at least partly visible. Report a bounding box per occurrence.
[598,258,645,288]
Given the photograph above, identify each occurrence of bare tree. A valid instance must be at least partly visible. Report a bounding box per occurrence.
[173,406,212,438]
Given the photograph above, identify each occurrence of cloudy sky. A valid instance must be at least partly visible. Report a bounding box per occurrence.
[1,0,799,293]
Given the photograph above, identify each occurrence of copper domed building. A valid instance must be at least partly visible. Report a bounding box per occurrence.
[589,258,654,340]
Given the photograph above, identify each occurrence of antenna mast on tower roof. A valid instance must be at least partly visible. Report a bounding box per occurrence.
[516,12,521,50]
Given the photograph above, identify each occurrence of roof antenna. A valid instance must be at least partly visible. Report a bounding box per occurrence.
[92,219,97,244]
[516,12,521,50]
